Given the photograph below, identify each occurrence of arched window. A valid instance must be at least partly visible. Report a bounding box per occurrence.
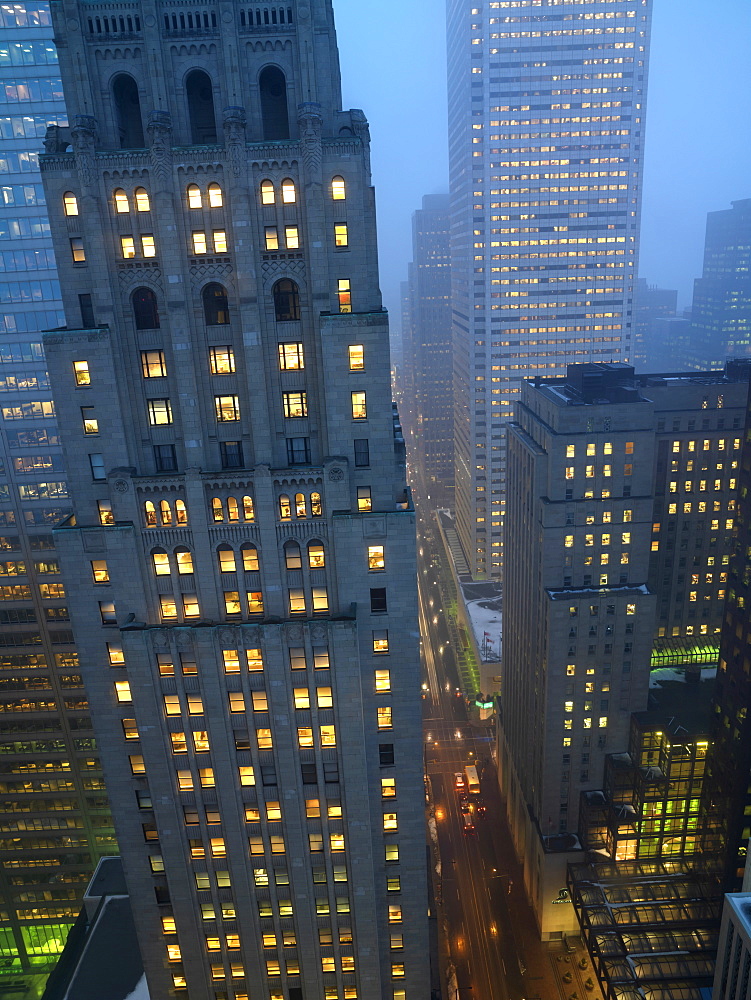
[242,496,255,521]
[159,500,172,526]
[144,500,157,526]
[284,540,301,570]
[186,69,217,144]
[175,499,188,524]
[113,188,129,213]
[331,176,346,201]
[279,494,291,520]
[227,497,239,522]
[281,178,296,204]
[294,493,307,518]
[203,283,229,326]
[132,287,160,330]
[217,544,236,573]
[259,65,289,141]
[187,183,202,209]
[175,547,193,574]
[241,544,259,572]
[112,74,144,149]
[134,187,150,212]
[211,498,224,522]
[260,180,275,205]
[151,548,170,575]
[308,541,325,569]
[207,183,223,208]
[273,279,300,322]
[63,192,78,216]
[310,492,322,517]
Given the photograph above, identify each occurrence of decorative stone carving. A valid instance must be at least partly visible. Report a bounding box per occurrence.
[70,115,98,188]
[328,467,344,482]
[113,479,130,493]
[243,627,260,646]
[350,109,371,179]
[223,106,247,177]
[147,111,173,187]
[176,630,194,649]
[285,624,303,642]
[297,102,323,181]
[219,628,239,646]
[151,631,170,649]
[310,623,327,640]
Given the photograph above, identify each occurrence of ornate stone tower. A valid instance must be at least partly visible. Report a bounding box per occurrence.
[39,1,428,997]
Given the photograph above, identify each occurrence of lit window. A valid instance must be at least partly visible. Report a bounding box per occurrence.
[375,669,391,692]
[72,360,90,386]
[187,184,202,209]
[247,591,264,615]
[281,178,296,204]
[564,535,574,548]
[565,467,574,480]
[224,591,241,615]
[152,551,170,576]
[70,237,86,262]
[330,833,345,852]
[63,191,78,216]
[320,724,336,747]
[294,687,310,710]
[98,500,114,525]
[308,542,325,568]
[351,391,367,420]
[239,765,255,786]
[285,225,299,249]
[317,686,333,709]
[389,905,402,923]
[147,398,172,426]
[278,342,304,370]
[192,232,207,254]
[207,182,222,207]
[599,717,608,728]
[358,486,372,511]
[382,777,396,798]
[133,186,150,212]
[283,391,307,418]
[377,706,392,730]
[312,587,328,613]
[215,395,240,421]
[212,231,227,253]
[114,188,129,213]
[242,545,259,571]
[373,630,389,653]
[334,224,348,247]
[332,176,346,200]
[338,278,352,313]
[141,234,156,257]
[585,465,594,478]
[383,812,398,831]
[265,226,279,251]
[114,680,132,703]
[121,236,136,258]
[566,444,575,458]
[368,545,385,570]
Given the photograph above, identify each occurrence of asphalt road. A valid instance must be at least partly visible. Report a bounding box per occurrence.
[417,514,528,1000]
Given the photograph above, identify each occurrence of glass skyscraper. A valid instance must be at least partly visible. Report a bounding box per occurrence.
[446,0,652,578]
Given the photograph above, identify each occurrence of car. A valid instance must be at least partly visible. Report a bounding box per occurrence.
[462,812,476,835]
[454,772,466,791]
[476,798,487,816]
[460,798,471,815]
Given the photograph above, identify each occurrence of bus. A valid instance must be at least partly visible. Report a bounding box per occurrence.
[464,765,480,795]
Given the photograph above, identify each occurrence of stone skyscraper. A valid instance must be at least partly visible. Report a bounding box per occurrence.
[39,2,428,998]
[446,0,652,578]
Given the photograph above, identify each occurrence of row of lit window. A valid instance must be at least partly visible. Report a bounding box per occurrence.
[565,531,630,547]
[665,502,732,516]
[566,441,634,458]
[565,463,633,479]
[668,480,736,494]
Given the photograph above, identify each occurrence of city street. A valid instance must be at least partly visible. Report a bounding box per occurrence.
[418,512,598,1000]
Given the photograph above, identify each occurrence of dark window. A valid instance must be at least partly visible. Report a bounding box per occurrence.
[301,761,317,784]
[79,293,95,327]
[185,69,217,143]
[370,588,387,614]
[273,279,300,322]
[286,437,310,465]
[354,438,370,468]
[260,764,276,786]
[112,74,144,148]
[379,743,394,766]
[154,444,177,472]
[202,282,229,325]
[154,886,170,905]
[323,761,339,783]
[220,441,243,469]
[89,453,106,481]
[132,287,160,329]
[259,65,289,140]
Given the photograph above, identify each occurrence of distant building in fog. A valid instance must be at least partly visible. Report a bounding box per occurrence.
[688,199,751,370]
[634,279,678,370]
[402,195,453,506]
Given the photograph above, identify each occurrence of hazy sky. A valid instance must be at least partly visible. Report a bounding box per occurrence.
[334,0,751,323]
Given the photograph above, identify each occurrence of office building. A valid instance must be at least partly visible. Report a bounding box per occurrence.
[446,0,652,578]
[39,1,428,997]
[500,362,747,938]
[713,893,751,1000]
[402,195,453,507]
[633,278,678,370]
[687,199,751,371]
[0,2,116,989]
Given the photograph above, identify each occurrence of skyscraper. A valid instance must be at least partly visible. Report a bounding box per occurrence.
[446,0,652,578]
[39,2,427,997]
[687,199,751,371]
[0,3,116,989]
[403,195,453,507]
[501,362,746,938]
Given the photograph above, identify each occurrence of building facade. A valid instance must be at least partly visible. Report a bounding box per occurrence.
[713,893,751,1000]
[402,195,453,508]
[39,2,428,998]
[446,0,652,579]
[633,278,678,371]
[500,362,747,938]
[687,199,751,372]
[0,3,116,989]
